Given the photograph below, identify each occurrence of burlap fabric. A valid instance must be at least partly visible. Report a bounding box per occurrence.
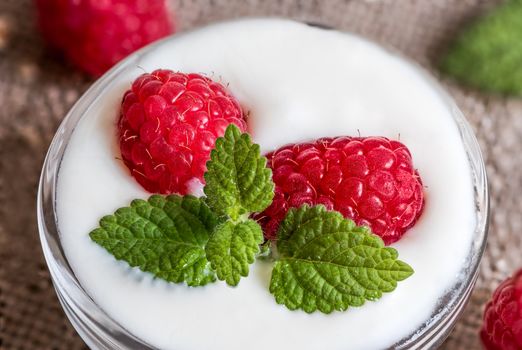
[1,0,521,349]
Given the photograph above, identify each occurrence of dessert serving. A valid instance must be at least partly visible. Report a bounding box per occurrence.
[38,19,488,349]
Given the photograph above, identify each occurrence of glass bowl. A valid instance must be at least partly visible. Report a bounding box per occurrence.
[37,23,489,350]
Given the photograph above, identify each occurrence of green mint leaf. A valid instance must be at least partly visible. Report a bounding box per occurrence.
[89,195,220,287]
[441,0,522,95]
[204,124,274,220]
[269,205,414,314]
[205,219,263,286]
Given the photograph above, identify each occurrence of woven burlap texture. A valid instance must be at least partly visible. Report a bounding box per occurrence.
[1,0,521,349]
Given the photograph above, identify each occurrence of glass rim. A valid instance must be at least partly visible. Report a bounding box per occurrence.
[37,20,489,350]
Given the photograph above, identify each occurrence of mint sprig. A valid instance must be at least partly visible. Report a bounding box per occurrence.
[89,195,219,287]
[269,205,414,314]
[441,0,522,95]
[90,121,415,314]
[204,124,274,220]
[205,220,263,286]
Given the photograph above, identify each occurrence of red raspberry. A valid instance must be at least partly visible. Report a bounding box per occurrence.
[255,136,424,244]
[35,0,173,76]
[119,70,246,194]
[481,270,522,350]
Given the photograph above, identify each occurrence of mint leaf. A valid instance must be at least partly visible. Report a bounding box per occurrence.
[205,219,263,286]
[204,124,274,220]
[89,195,220,287]
[441,0,522,95]
[270,205,413,314]
[202,125,274,286]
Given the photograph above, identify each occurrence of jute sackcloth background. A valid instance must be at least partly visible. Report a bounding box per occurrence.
[1,0,521,349]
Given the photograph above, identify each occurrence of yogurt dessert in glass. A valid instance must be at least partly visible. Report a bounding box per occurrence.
[38,19,488,349]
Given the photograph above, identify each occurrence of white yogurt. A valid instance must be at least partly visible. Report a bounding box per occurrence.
[56,19,476,350]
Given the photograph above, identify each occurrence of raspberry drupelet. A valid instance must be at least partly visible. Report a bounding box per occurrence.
[254,136,425,244]
[119,70,247,195]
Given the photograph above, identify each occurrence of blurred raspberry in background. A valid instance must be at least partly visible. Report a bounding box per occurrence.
[35,0,174,77]
[480,269,522,350]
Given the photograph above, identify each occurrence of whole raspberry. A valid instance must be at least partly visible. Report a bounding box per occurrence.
[481,270,522,350]
[255,136,424,244]
[119,70,246,195]
[35,0,173,76]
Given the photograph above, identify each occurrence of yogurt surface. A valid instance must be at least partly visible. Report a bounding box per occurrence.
[56,19,476,350]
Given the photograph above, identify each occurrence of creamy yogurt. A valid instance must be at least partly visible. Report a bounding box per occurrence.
[56,19,476,350]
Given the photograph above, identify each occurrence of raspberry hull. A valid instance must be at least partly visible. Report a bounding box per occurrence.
[481,269,522,350]
[119,70,246,195]
[255,136,424,244]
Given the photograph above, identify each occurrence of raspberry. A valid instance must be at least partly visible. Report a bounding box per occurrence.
[119,70,246,194]
[481,270,522,350]
[35,0,173,76]
[255,136,424,244]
